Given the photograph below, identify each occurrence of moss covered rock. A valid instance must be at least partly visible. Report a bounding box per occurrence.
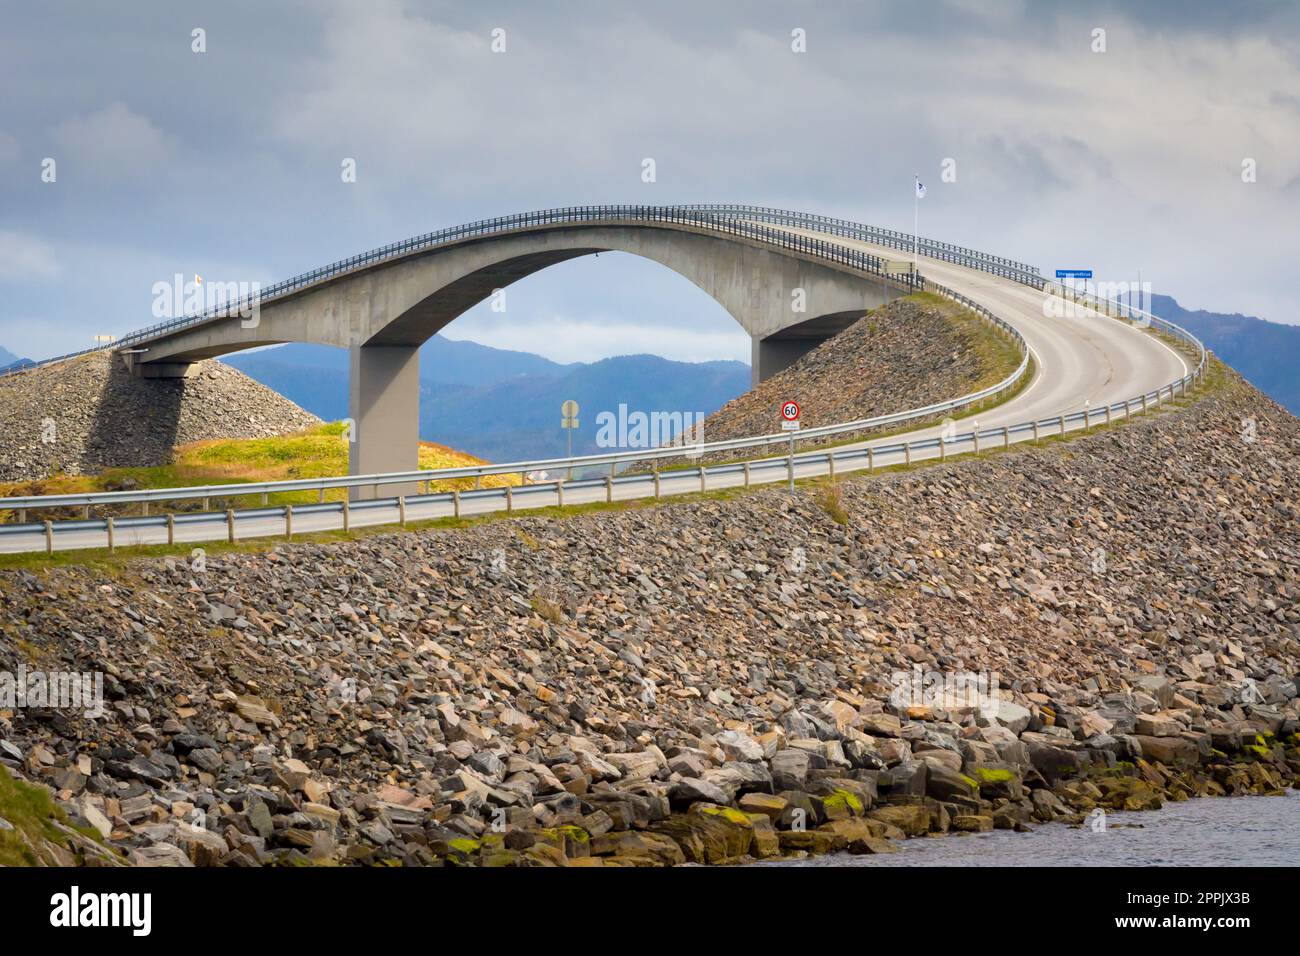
[970,764,1024,800]
[650,806,753,864]
[868,804,931,837]
[819,788,866,821]
[590,829,686,866]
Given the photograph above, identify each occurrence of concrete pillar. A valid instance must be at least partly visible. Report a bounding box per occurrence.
[131,362,196,379]
[751,336,821,385]
[349,344,420,500]
[122,351,196,378]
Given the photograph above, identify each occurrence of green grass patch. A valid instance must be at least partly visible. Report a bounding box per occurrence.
[0,766,72,867]
[530,593,565,624]
[814,481,849,524]
[0,423,520,521]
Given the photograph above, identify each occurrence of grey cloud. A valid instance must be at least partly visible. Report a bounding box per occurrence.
[1,0,1299,362]
[51,101,173,182]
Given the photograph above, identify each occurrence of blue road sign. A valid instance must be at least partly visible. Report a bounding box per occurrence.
[1055,268,1093,278]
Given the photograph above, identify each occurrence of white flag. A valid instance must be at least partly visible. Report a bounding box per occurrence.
[915,179,926,199]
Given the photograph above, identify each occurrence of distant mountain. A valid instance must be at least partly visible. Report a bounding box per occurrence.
[221,336,751,462]
[205,293,1299,460]
[221,343,349,419]
[0,345,32,372]
[1150,295,1300,415]
[222,337,575,424]
[422,353,750,463]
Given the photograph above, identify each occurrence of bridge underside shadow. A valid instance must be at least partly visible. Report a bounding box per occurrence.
[751,310,868,381]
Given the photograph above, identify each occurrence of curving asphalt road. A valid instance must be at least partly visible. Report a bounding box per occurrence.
[770,225,1189,450]
[1,222,1194,554]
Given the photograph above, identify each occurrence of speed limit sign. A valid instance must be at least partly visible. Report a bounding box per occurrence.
[780,401,801,492]
[781,401,801,430]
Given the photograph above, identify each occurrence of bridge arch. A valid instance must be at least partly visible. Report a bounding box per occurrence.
[126,215,911,490]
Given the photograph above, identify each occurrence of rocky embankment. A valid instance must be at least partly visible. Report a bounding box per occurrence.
[0,352,319,482]
[697,297,1005,451]
[0,368,1296,866]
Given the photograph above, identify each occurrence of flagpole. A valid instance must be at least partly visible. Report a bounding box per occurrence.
[913,175,919,269]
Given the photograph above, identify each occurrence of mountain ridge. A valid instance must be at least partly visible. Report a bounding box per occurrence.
[221,335,752,462]
[1150,294,1299,414]
[3,291,1296,462]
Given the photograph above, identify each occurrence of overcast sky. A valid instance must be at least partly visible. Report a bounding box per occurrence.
[2,0,1298,364]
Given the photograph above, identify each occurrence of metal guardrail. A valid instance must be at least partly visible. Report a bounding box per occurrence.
[698,205,1045,286]
[0,281,1029,518]
[0,211,1207,554]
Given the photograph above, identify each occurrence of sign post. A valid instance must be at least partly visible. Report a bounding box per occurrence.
[561,400,579,479]
[1055,269,1092,305]
[780,401,801,494]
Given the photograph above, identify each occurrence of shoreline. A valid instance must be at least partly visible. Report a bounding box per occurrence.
[416,724,1300,868]
[761,789,1300,869]
[4,698,1295,867]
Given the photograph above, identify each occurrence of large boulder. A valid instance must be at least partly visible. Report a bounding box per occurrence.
[701,762,773,800]
[715,730,765,763]
[867,804,930,837]
[1132,735,1200,768]
[605,751,662,781]
[590,830,686,866]
[984,699,1032,735]
[1021,733,1086,783]
[770,749,812,791]
[738,793,789,822]
[668,778,730,810]
[968,764,1024,801]
[879,761,928,797]
[650,806,753,863]
[925,764,981,804]
[1134,712,1184,738]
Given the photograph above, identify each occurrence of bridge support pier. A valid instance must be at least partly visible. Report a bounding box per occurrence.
[349,344,421,500]
[751,336,822,384]
[749,300,890,385]
[121,352,195,378]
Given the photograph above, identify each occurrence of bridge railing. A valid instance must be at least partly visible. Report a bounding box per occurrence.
[0,205,933,381]
[695,205,1045,287]
[0,201,1047,381]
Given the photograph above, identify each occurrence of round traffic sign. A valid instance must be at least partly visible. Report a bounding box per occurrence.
[781,401,800,421]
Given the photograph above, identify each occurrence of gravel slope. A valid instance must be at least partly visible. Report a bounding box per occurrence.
[0,353,320,481]
[0,368,1296,866]
[699,296,1006,447]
